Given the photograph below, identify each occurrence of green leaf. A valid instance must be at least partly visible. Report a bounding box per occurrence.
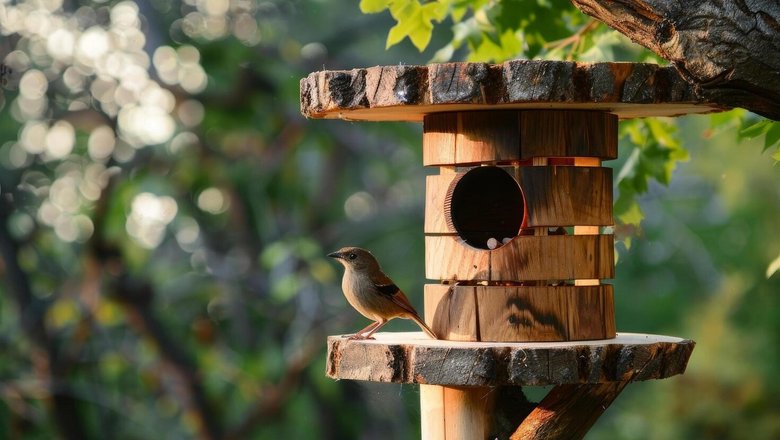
[386,22,410,48]
[360,0,391,13]
[767,252,780,278]
[764,122,780,152]
[617,199,644,227]
[384,0,441,51]
[409,19,434,50]
[739,119,771,139]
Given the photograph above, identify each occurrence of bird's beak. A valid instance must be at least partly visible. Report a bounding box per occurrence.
[327,251,343,260]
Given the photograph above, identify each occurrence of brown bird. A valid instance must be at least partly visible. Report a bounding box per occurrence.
[328,247,437,340]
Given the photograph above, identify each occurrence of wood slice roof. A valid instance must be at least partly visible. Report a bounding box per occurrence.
[300,61,728,121]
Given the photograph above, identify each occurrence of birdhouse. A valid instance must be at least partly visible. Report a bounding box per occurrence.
[301,60,723,439]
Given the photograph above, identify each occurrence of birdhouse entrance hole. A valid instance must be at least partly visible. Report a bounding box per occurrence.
[445,166,525,250]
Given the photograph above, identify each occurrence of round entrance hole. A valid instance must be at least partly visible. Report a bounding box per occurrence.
[445,166,526,250]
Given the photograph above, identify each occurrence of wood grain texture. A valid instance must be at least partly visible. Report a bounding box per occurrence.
[420,384,445,440]
[444,387,495,440]
[424,284,479,342]
[426,166,612,231]
[510,382,628,440]
[456,111,520,164]
[425,234,614,281]
[571,0,780,120]
[423,284,614,343]
[300,61,727,122]
[518,166,613,227]
[476,285,615,342]
[424,111,616,166]
[425,235,490,281]
[488,234,614,281]
[425,174,453,234]
[520,111,617,159]
[326,332,695,386]
[423,113,457,166]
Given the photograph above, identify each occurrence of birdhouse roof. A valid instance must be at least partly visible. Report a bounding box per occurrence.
[300,60,728,122]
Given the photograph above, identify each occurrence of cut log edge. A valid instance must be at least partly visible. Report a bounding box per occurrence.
[326,332,695,386]
[300,61,729,121]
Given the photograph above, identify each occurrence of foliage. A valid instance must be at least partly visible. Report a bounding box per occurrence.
[361,0,780,239]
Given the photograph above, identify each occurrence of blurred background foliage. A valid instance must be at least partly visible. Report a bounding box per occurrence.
[0,0,778,439]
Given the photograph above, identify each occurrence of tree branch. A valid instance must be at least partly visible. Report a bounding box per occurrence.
[570,0,780,120]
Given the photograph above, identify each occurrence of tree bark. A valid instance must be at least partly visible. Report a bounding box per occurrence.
[571,0,780,120]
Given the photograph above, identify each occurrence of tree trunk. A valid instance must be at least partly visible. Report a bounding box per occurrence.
[571,0,780,120]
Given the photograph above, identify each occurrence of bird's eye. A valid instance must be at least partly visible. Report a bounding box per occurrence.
[348,253,357,260]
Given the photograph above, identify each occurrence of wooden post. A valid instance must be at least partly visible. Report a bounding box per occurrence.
[301,60,717,440]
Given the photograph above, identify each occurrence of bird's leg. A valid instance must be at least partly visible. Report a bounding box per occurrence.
[345,321,382,340]
[360,319,388,340]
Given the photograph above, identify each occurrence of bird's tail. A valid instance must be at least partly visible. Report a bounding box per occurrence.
[409,314,438,339]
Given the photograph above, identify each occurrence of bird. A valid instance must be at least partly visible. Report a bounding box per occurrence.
[328,247,437,340]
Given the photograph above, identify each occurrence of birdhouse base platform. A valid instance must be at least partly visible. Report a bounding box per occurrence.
[327,332,693,386]
[327,332,694,440]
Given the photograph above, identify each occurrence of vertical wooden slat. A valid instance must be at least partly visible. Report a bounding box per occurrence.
[520,111,617,159]
[564,286,608,340]
[424,284,479,341]
[425,235,490,281]
[574,156,606,286]
[603,286,616,337]
[477,286,568,342]
[519,167,614,227]
[425,174,454,234]
[424,113,458,166]
[456,111,521,164]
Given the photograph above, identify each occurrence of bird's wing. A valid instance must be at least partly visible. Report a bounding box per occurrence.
[372,272,420,317]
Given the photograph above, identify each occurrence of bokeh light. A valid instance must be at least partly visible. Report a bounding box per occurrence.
[126,192,179,249]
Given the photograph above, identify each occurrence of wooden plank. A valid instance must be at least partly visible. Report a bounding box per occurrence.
[424,284,479,341]
[420,385,445,440]
[565,285,615,340]
[489,234,615,281]
[477,286,567,341]
[476,285,615,342]
[444,387,495,440]
[425,174,454,234]
[300,61,726,121]
[520,111,618,159]
[425,234,614,282]
[455,111,521,164]
[424,113,458,166]
[425,235,490,281]
[326,332,696,386]
[510,382,628,440]
[426,167,613,233]
[519,166,613,227]
[573,156,605,286]
[574,224,602,286]
[603,288,616,337]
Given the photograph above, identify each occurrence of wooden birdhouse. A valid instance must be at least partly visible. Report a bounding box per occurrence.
[301,60,724,440]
